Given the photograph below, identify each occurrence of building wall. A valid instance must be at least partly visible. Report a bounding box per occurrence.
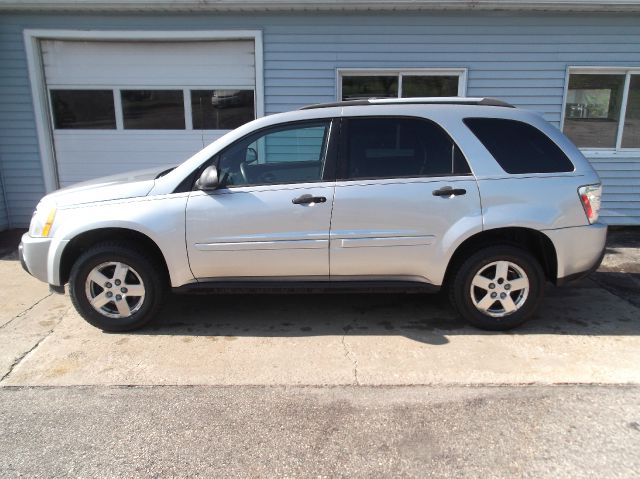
[0,173,8,232]
[1,12,639,226]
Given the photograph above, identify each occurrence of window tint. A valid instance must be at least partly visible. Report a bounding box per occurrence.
[464,118,574,174]
[622,75,640,148]
[121,90,185,129]
[191,90,255,130]
[402,76,459,98]
[343,118,470,180]
[50,90,116,129]
[217,121,330,187]
[563,74,625,148]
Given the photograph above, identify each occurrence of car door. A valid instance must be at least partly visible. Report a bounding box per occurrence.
[185,119,336,280]
[329,116,482,284]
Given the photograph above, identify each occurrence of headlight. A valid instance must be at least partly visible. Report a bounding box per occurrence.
[29,205,57,238]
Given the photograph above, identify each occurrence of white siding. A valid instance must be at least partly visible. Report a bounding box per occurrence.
[1,13,640,225]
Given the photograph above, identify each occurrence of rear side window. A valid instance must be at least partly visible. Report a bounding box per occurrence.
[464,118,574,174]
[342,117,471,180]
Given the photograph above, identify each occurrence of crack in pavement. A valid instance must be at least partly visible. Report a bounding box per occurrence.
[0,292,53,330]
[0,304,69,385]
[341,326,359,386]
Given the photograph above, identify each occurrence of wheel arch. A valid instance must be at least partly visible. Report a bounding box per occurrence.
[443,226,558,287]
[59,227,170,286]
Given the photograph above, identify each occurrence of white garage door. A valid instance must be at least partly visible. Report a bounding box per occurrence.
[42,40,256,186]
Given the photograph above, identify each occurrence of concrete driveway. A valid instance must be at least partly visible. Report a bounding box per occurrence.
[1,230,639,387]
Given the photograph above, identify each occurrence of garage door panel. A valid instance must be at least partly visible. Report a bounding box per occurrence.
[42,40,255,87]
[53,131,228,187]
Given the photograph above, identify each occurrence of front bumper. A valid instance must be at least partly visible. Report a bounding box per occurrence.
[19,233,53,284]
[544,222,608,285]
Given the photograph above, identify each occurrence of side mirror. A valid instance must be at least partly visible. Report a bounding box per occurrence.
[195,165,220,191]
[246,147,258,164]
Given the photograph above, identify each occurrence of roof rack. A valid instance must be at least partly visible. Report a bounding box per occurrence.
[300,97,515,110]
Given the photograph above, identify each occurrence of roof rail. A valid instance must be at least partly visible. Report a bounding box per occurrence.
[300,97,515,110]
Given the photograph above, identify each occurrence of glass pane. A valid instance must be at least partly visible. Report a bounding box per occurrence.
[218,121,329,187]
[192,90,255,130]
[622,75,640,148]
[465,118,574,174]
[563,74,625,148]
[50,90,116,129]
[122,90,185,129]
[342,76,398,100]
[402,76,459,97]
[344,118,469,180]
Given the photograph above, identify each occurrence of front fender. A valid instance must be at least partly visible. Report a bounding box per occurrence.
[49,194,193,287]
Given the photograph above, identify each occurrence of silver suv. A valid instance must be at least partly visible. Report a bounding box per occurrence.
[20,98,607,332]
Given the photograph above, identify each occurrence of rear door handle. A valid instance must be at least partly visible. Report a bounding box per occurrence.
[432,186,467,197]
[292,194,327,205]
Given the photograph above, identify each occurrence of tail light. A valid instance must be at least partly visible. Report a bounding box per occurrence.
[578,184,602,224]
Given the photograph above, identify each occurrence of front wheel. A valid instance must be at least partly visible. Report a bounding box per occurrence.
[449,245,545,331]
[69,242,166,331]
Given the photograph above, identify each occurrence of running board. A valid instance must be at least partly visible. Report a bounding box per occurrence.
[173,280,440,295]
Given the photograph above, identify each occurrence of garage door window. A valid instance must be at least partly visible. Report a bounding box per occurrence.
[191,90,255,130]
[121,90,185,130]
[50,90,116,129]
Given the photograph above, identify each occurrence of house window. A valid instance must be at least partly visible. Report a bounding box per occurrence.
[563,69,640,149]
[339,69,466,101]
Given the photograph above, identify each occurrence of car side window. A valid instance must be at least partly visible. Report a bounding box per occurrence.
[464,117,575,174]
[217,120,331,187]
[341,117,470,181]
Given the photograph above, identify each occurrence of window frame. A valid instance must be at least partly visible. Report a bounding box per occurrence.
[561,66,640,152]
[336,68,468,102]
[191,118,339,191]
[336,115,473,182]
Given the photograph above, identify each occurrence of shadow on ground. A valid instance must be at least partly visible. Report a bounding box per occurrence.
[128,275,640,345]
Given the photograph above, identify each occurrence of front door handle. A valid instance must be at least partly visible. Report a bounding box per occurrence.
[292,194,327,205]
[432,186,467,197]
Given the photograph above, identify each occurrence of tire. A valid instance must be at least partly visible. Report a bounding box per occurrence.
[69,241,167,332]
[448,245,545,331]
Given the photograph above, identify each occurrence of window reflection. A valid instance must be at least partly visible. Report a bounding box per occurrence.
[51,90,116,129]
[121,90,185,130]
[622,75,640,148]
[563,74,625,148]
[191,90,255,130]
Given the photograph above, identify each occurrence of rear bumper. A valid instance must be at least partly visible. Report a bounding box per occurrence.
[544,222,607,285]
[19,233,52,284]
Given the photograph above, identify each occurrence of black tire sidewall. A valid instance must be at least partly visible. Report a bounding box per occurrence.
[69,243,165,332]
[451,245,544,331]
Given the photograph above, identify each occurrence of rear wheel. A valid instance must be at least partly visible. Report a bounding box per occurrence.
[449,245,545,331]
[69,242,166,331]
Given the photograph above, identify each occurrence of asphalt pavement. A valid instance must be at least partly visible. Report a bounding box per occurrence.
[2,385,639,478]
